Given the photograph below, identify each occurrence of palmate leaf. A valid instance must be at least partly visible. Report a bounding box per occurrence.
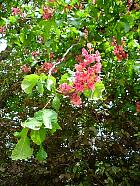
[34,110,44,121]
[11,128,33,160]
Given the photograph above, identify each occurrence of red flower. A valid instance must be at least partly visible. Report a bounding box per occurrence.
[0,26,6,33]
[92,63,102,73]
[136,102,140,112]
[59,83,72,94]
[42,62,57,73]
[82,48,89,57]
[73,48,101,93]
[75,55,83,63]
[42,6,53,20]
[12,7,21,16]
[114,45,128,61]
[70,93,82,106]
[32,51,39,57]
[48,0,55,2]
[57,47,102,106]
[50,52,54,59]
[21,65,31,73]
[75,63,86,72]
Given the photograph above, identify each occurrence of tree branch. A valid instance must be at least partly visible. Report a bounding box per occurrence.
[48,42,79,76]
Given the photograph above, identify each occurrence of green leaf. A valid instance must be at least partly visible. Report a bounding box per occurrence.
[124,21,130,33]
[83,89,92,98]
[40,73,47,81]
[13,128,29,138]
[36,74,47,94]
[9,16,17,24]
[39,19,55,40]
[36,146,48,161]
[21,118,42,130]
[52,95,61,111]
[20,32,24,43]
[34,110,43,121]
[36,80,44,94]
[59,73,70,84]
[51,121,61,134]
[11,128,33,160]
[30,127,46,145]
[42,109,58,129]
[14,131,21,138]
[46,76,56,91]
[92,82,105,100]
[21,74,39,94]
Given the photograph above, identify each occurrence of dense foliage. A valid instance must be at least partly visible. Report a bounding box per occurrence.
[0,0,140,185]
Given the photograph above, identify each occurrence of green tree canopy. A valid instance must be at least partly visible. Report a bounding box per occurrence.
[0,0,140,185]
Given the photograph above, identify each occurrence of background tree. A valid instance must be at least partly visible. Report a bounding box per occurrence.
[0,0,140,185]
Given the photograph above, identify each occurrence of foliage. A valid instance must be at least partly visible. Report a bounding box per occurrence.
[0,0,140,185]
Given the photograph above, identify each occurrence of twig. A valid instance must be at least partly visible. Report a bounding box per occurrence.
[43,99,52,109]
[48,42,79,76]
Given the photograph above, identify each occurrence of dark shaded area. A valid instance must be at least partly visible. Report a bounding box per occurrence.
[0,100,140,185]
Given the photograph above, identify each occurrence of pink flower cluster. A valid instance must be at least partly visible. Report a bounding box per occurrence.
[70,93,81,106]
[111,37,128,61]
[59,48,102,106]
[73,48,101,92]
[127,0,133,10]
[0,26,6,34]
[59,83,81,106]
[59,83,72,94]
[12,7,21,16]
[32,51,39,57]
[42,6,53,20]
[21,65,31,73]
[42,62,57,73]
[113,45,128,61]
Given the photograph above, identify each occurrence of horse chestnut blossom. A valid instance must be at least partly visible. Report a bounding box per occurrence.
[50,52,55,59]
[21,65,31,73]
[0,26,6,34]
[75,55,83,63]
[136,102,140,112]
[59,48,102,106]
[70,93,82,106]
[48,0,55,2]
[127,0,133,10]
[12,7,21,16]
[42,6,53,20]
[114,45,128,61]
[82,48,101,65]
[59,83,72,94]
[111,37,128,61]
[32,51,39,57]
[42,62,57,73]
[73,48,101,93]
